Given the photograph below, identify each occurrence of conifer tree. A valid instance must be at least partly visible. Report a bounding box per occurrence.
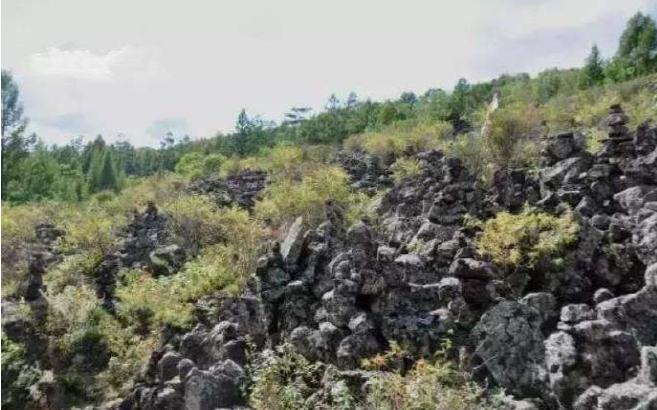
[580,45,605,88]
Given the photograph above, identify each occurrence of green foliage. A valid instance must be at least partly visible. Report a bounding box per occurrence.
[614,12,657,78]
[175,152,225,180]
[118,205,264,330]
[344,120,452,162]
[60,205,121,264]
[364,358,490,410]
[166,195,227,251]
[255,165,354,227]
[2,332,42,409]
[474,206,579,273]
[249,344,325,410]
[580,45,605,88]
[484,103,543,170]
[391,157,422,182]
[220,156,262,176]
[175,152,205,179]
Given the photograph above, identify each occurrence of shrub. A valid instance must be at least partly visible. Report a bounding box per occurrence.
[474,206,579,273]
[2,333,42,409]
[344,120,452,162]
[118,206,264,331]
[262,145,305,180]
[362,341,491,410]
[220,156,261,176]
[484,103,543,170]
[166,195,227,252]
[365,361,490,410]
[115,174,185,211]
[249,344,325,410]
[390,157,421,182]
[60,207,120,264]
[202,153,225,175]
[175,152,205,179]
[255,165,353,227]
[444,133,490,183]
[117,270,195,331]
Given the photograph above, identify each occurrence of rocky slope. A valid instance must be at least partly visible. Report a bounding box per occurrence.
[110,105,657,410]
[3,106,656,410]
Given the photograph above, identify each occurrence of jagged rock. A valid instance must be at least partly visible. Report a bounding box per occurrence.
[449,258,495,280]
[188,170,267,209]
[471,301,549,397]
[183,360,244,410]
[545,320,641,408]
[280,217,305,266]
[157,352,183,382]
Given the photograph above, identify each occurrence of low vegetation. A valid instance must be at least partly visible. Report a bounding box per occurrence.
[248,341,492,410]
[473,206,580,272]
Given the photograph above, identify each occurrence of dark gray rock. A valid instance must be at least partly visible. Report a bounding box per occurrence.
[471,301,549,397]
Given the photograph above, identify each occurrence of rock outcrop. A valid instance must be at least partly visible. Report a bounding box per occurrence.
[96,106,657,409]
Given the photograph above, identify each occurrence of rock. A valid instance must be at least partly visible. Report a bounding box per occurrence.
[449,258,495,280]
[177,358,196,381]
[560,304,595,325]
[614,186,650,215]
[157,352,183,382]
[546,319,641,408]
[149,244,186,277]
[638,346,657,385]
[593,288,615,304]
[548,132,576,160]
[184,360,244,410]
[471,301,549,397]
[634,212,657,265]
[281,217,305,265]
[376,246,396,262]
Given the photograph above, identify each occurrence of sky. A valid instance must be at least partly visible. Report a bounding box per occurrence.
[2,0,656,147]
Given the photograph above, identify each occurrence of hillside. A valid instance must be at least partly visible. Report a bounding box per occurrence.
[2,12,657,410]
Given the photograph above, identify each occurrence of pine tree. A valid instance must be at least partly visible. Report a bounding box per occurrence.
[580,45,605,88]
[614,12,657,78]
[98,151,118,192]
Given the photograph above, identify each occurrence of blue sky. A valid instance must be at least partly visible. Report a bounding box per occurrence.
[2,0,656,147]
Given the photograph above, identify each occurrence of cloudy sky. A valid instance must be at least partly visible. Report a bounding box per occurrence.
[2,0,656,146]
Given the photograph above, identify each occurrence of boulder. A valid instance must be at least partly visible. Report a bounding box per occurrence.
[471,301,549,397]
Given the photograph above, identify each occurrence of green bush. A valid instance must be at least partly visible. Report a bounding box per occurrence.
[474,206,579,273]
[255,165,354,227]
[390,157,421,182]
[166,195,227,251]
[484,103,543,170]
[249,344,325,410]
[118,206,264,331]
[344,121,452,162]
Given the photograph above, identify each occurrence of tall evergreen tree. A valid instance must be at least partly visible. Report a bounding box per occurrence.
[1,70,35,200]
[98,150,119,192]
[580,45,605,88]
[613,12,657,78]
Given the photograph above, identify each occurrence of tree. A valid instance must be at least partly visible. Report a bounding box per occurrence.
[1,70,35,200]
[1,70,27,141]
[399,91,418,105]
[325,94,341,112]
[447,78,473,130]
[580,45,605,88]
[614,12,657,78]
[97,151,119,192]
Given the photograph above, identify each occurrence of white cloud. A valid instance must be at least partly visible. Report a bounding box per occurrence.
[28,46,168,82]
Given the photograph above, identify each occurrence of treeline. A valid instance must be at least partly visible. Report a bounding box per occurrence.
[2,12,656,203]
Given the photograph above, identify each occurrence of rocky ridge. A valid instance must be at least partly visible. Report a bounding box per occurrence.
[114,106,657,410]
